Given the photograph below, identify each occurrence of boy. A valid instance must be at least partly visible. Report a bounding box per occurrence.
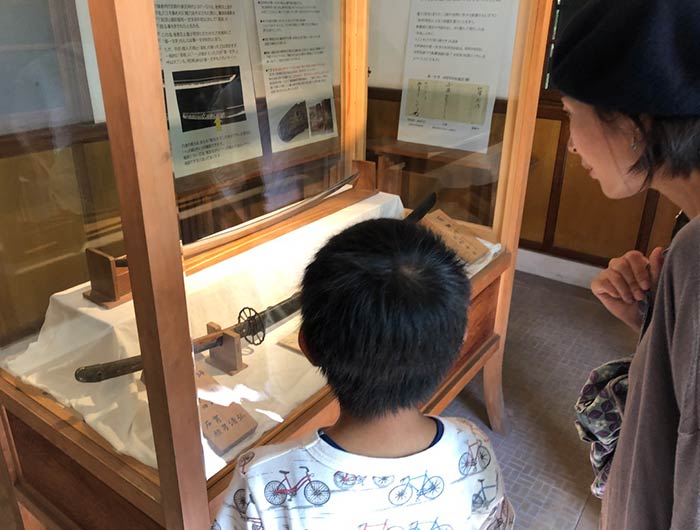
[213,218,513,530]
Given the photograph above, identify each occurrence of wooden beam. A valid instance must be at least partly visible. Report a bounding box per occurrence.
[341,0,369,175]
[87,2,209,529]
[487,0,554,434]
[0,409,23,530]
[542,119,570,248]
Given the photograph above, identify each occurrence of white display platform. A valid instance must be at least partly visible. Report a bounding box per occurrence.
[1,192,403,477]
[0,191,500,478]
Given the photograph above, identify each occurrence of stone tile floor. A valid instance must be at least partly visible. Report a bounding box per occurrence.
[445,272,637,530]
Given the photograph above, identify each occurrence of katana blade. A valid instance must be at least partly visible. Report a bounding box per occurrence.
[74,293,302,382]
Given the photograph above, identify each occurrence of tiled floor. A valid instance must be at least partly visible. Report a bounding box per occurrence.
[445,272,637,530]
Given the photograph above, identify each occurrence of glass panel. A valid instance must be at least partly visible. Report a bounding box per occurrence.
[152,0,354,478]
[0,0,151,465]
[367,0,521,231]
[153,0,345,245]
[542,0,588,87]
[0,0,360,481]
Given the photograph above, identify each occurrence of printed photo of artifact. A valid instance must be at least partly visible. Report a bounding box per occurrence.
[307,98,334,136]
[173,66,246,132]
[276,101,309,142]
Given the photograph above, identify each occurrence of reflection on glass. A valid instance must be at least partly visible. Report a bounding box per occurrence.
[0,0,122,347]
[0,0,363,482]
[366,0,521,228]
[154,0,344,244]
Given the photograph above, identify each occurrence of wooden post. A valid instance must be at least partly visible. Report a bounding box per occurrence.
[341,0,370,178]
[353,160,377,191]
[484,0,554,434]
[0,408,23,530]
[87,2,209,529]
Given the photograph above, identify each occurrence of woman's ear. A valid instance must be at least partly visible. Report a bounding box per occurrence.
[298,327,318,366]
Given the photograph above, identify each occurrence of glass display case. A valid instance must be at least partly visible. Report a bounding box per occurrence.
[0,1,552,528]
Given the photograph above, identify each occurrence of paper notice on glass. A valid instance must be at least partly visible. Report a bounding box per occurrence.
[254,0,338,153]
[398,0,512,153]
[155,0,262,178]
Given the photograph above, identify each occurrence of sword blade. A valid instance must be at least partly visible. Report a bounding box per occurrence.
[183,171,360,257]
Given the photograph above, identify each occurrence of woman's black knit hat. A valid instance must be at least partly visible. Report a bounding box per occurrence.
[551,0,700,117]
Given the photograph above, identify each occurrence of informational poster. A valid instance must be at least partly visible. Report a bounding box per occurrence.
[398,0,512,153]
[155,0,263,178]
[254,0,338,153]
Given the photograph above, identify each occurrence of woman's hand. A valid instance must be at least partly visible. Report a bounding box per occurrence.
[591,248,665,332]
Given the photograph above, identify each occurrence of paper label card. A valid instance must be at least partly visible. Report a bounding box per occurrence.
[398,0,512,153]
[422,209,489,263]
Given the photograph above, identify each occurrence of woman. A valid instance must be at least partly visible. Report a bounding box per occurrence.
[551,1,700,528]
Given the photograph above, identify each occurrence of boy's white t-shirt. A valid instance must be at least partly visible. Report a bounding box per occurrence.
[212,417,514,530]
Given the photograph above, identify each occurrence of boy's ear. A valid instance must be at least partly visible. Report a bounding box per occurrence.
[298,328,318,366]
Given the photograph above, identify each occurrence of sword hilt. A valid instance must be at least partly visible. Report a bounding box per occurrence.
[75,356,143,383]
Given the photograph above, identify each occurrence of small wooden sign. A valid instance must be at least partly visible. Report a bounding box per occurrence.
[194,363,258,455]
[203,322,246,375]
[198,399,258,455]
[82,248,132,308]
[422,209,489,263]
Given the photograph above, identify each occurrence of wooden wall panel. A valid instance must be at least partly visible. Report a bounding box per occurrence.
[459,277,499,363]
[365,98,400,141]
[553,153,647,259]
[81,141,120,220]
[0,148,89,345]
[520,118,560,243]
[647,195,679,252]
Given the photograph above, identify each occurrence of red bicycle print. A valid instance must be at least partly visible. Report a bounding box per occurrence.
[334,470,366,490]
[408,518,453,530]
[458,440,491,476]
[263,466,331,506]
[483,500,513,530]
[388,472,445,506]
[238,451,255,475]
[358,520,403,530]
[372,475,395,488]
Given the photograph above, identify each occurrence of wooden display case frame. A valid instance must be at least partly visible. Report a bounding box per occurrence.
[0,0,553,529]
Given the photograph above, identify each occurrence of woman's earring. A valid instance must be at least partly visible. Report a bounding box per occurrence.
[631,127,641,151]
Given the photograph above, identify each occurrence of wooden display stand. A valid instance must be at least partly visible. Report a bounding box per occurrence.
[0,1,553,529]
[203,323,246,375]
[82,248,132,308]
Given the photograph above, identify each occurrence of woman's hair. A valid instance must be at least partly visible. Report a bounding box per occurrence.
[596,109,700,185]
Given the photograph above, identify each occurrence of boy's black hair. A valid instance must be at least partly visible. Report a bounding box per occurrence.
[300,217,471,420]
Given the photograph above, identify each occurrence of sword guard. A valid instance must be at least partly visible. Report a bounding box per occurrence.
[238,307,265,345]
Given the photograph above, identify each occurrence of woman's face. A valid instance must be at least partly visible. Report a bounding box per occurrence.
[562,96,646,199]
